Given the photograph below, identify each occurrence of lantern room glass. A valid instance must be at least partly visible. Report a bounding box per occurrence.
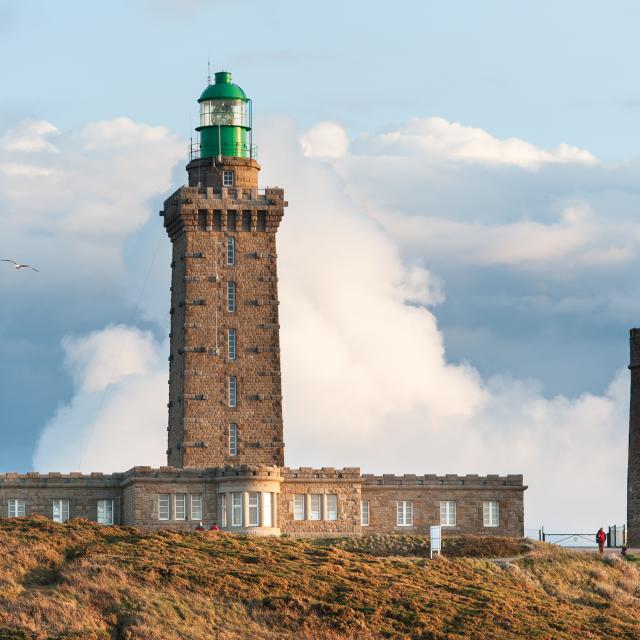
[200,100,248,127]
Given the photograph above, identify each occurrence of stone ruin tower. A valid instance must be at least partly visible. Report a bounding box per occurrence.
[628,329,640,545]
[162,71,286,469]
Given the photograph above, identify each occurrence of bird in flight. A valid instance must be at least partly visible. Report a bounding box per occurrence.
[1,259,39,272]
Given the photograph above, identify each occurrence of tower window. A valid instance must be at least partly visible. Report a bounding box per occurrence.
[227,282,236,312]
[248,492,260,526]
[483,501,500,527]
[97,499,114,525]
[8,499,25,518]
[223,170,234,187]
[53,499,70,523]
[198,210,207,231]
[213,210,222,231]
[440,501,456,527]
[242,211,252,231]
[262,492,273,527]
[227,329,237,361]
[228,376,237,407]
[257,211,267,231]
[227,211,237,231]
[226,237,236,265]
[231,493,242,526]
[229,423,238,455]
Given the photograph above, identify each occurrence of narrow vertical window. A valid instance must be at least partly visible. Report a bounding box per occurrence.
[248,492,260,527]
[257,210,267,231]
[228,376,237,407]
[309,495,322,521]
[262,493,273,527]
[8,499,25,518]
[223,170,234,187]
[97,499,114,525]
[242,210,251,231]
[190,495,203,521]
[483,501,500,527]
[227,328,237,361]
[227,281,236,312]
[326,495,338,521]
[231,493,243,526]
[361,501,370,526]
[229,423,238,456]
[52,499,70,523]
[226,237,235,265]
[158,494,170,521]
[197,210,207,231]
[396,501,413,527]
[227,210,237,231]
[293,495,305,521]
[221,494,227,527]
[440,501,456,527]
[175,494,186,520]
[213,210,222,231]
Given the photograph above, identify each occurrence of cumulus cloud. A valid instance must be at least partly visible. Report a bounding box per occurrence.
[1,120,60,153]
[300,121,349,158]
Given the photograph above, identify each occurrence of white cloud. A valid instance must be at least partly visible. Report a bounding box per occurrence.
[300,121,349,158]
[355,117,598,169]
[1,120,60,153]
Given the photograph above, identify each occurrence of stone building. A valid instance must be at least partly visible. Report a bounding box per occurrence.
[0,72,526,538]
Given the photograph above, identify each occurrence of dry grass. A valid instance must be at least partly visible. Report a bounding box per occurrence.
[0,518,639,639]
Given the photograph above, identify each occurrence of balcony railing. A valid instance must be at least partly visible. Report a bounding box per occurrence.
[188,141,258,161]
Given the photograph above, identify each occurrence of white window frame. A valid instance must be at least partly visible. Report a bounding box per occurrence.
[227,281,236,312]
[228,376,237,408]
[361,500,369,526]
[158,494,170,521]
[440,501,457,527]
[326,495,338,521]
[226,237,236,265]
[97,499,114,525]
[227,328,237,361]
[483,501,500,527]
[293,494,305,521]
[309,494,322,521]
[223,170,234,187]
[190,494,203,521]
[262,492,273,528]
[53,499,70,523]
[221,494,227,527]
[231,493,243,527]
[8,499,25,518]
[174,494,187,521]
[229,423,238,455]
[396,501,413,527]
[248,492,260,527]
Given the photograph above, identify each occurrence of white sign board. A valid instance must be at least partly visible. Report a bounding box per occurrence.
[430,525,442,558]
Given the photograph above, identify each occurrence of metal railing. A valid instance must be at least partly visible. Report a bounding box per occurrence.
[538,524,627,548]
[188,141,258,161]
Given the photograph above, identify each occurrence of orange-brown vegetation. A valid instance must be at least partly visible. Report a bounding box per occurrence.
[0,517,639,639]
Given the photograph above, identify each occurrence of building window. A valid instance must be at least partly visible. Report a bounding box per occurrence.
[309,495,322,521]
[174,494,186,521]
[229,423,238,455]
[257,210,267,231]
[227,328,237,361]
[223,170,234,187]
[227,210,237,231]
[158,494,170,521]
[396,501,413,527]
[213,210,222,231]
[97,499,114,525]
[198,210,207,231]
[191,495,203,521]
[228,376,237,407]
[262,493,273,527]
[52,499,70,523]
[326,495,338,521]
[293,495,305,521]
[8,499,25,518]
[248,492,260,527]
[226,237,235,265]
[483,501,500,527]
[227,281,236,312]
[221,494,227,527]
[242,210,251,231]
[361,501,370,526]
[440,501,456,527]
[231,493,243,527]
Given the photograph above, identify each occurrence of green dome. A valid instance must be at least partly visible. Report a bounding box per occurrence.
[198,71,248,102]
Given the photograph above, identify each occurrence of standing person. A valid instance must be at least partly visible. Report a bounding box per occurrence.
[596,527,607,554]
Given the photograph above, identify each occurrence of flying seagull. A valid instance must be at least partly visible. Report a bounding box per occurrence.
[1,259,39,272]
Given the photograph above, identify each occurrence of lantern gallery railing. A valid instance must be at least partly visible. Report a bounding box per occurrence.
[188,141,258,161]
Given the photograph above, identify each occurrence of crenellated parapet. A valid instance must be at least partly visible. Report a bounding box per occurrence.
[361,474,525,487]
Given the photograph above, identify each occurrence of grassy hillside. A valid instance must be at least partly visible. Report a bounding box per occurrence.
[1,518,639,639]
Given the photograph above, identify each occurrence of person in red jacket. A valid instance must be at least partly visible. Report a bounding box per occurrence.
[596,527,606,554]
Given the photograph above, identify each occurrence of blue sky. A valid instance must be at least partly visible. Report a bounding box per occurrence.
[2,0,640,529]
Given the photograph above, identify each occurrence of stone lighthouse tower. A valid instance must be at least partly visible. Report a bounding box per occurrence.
[161,71,286,469]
